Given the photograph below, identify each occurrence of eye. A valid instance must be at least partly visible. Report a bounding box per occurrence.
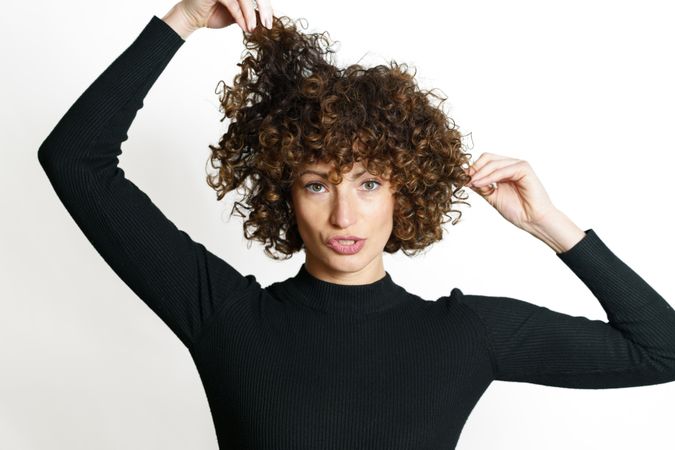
[305,182,324,193]
[362,179,382,191]
[303,179,382,194]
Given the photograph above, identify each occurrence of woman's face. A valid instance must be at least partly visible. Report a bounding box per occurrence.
[290,160,395,285]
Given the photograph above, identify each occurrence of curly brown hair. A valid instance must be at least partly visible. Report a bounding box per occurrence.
[206,15,475,260]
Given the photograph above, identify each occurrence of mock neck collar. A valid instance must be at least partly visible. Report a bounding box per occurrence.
[281,263,410,314]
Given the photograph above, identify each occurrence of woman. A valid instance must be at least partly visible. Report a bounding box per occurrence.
[37,0,675,448]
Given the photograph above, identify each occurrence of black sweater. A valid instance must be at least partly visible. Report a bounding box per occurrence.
[38,15,675,450]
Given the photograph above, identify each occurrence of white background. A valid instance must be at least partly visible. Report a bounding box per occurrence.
[2,0,674,448]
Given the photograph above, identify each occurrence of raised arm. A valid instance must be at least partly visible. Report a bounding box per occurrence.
[455,228,675,389]
[37,15,259,350]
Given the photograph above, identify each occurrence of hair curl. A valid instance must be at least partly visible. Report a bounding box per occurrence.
[206,15,475,260]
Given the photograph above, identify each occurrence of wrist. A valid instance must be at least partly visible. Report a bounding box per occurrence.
[162,3,199,40]
[525,209,587,254]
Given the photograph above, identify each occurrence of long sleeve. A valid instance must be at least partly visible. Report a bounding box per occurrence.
[37,16,259,350]
[456,228,675,389]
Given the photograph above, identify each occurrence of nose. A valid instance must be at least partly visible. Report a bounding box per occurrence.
[329,188,357,229]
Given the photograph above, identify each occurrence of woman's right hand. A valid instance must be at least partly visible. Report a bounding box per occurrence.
[178,0,274,33]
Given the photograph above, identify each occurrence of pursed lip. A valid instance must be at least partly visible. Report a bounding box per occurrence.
[326,235,365,244]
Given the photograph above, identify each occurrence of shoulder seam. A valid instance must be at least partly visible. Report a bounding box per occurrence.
[191,276,260,349]
[456,294,500,380]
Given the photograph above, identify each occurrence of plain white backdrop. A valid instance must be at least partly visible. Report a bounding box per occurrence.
[2,0,674,448]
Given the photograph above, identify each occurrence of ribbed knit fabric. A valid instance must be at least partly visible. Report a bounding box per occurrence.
[38,16,675,450]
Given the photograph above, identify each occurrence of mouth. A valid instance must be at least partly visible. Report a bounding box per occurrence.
[326,236,366,255]
[326,235,365,245]
[332,239,358,245]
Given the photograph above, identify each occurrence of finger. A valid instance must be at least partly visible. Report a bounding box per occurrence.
[474,182,498,197]
[469,158,519,185]
[221,0,248,32]
[238,0,256,31]
[468,152,510,169]
[463,152,510,179]
[258,0,274,28]
[471,160,524,187]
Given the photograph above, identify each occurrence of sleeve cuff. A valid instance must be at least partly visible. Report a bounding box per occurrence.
[149,15,186,44]
[555,228,612,268]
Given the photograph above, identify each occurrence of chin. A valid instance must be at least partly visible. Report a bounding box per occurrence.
[325,251,373,271]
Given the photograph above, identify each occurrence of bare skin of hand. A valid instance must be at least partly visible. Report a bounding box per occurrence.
[178,0,274,33]
[463,152,559,232]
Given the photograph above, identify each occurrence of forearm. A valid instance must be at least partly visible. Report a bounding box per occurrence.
[162,3,198,40]
[526,209,587,254]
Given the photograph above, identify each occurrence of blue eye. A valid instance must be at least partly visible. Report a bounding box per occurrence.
[304,179,382,194]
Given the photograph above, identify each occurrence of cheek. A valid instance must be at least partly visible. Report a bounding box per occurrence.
[292,199,321,235]
[295,199,316,220]
[376,203,391,221]
[371,194,395,228]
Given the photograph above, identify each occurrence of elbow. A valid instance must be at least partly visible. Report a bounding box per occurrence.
[38,146,52,176]
[648,349,675,375]
[38,142,72,176]
[38,143,56,173]
[638,344,675,384]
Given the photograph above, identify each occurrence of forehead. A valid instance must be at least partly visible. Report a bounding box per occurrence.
[297,161,369,178]
[301,160,366,171]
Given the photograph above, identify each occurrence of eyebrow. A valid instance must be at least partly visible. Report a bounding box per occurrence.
[298,168,369,181]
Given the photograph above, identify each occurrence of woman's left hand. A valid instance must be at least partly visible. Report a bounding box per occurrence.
[463,152,558,232]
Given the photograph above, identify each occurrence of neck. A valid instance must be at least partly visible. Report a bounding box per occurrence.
[304,254,386,285]
[279,262,410,315]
